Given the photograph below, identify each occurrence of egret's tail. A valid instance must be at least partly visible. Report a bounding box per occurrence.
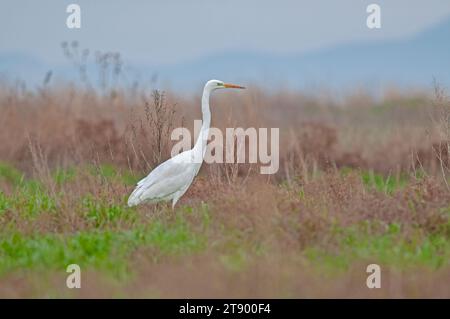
[127,186,142,207]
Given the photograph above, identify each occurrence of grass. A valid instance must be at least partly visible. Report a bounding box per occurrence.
[0,162,24,186]
[339,168,409,194]
[0,214,206,278]
[0,167,208,279]
[0,84,449,297]
[0,164,448,297]
[88,164,139,186]
[82,195,135,227]
[0,184,56,217]
[360,170,409,194]
[305,225,450,272]
[53,167,76,185]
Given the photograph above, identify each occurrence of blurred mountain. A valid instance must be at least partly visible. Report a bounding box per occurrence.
[0,52,50,85]
[153,17,450,90]
[1,17,449,91]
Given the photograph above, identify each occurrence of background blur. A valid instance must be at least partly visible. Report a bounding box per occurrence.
[1,0,450,92]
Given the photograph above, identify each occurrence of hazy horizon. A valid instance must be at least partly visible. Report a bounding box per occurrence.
[1,1,450,91]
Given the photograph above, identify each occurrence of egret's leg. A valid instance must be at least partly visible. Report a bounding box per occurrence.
[171,199,177,209]
[172,186,189,209]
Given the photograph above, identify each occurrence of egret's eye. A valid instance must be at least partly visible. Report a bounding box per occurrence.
[217,83,222,86]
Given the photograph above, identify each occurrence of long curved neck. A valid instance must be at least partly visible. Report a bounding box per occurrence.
[193,87,211,159]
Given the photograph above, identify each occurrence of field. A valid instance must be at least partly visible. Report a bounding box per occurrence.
[0,79,449,298]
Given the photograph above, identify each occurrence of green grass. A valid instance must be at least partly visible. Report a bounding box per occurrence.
[338,168,409,194]
[0,219,206,277]
[53,167,76,185]
[0,165,206,277]
[0,182,56,217]
[304,224,450,272]
[360,170,408,194]
[0,164,448,286]
[0,162,24,186]
[82,195,136,228]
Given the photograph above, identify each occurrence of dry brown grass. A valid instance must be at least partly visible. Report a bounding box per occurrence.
[0,82,447,178]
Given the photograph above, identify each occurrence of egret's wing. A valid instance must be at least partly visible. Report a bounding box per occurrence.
[136,150,195,187]
[128,151,197,206]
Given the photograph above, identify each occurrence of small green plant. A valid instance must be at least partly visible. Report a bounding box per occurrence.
[6,183,57,217]
[83,196,135,227]
[53,167,76,185]
[0,163,24,187]
[0,191,12,214]
[361,170,408,194]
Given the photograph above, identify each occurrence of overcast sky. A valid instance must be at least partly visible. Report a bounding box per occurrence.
[1,0,450,66]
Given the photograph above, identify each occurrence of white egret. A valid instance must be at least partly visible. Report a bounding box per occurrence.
[127,79,245,208]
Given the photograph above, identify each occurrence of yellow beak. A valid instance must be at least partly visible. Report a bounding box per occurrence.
[223,83,246,89]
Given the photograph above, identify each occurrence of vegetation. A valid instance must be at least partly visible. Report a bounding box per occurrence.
[0,79,449,297]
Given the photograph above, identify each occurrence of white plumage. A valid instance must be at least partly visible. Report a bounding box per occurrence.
[127,79,245,208]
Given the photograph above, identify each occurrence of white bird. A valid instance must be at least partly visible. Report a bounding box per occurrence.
[127,79,245,208]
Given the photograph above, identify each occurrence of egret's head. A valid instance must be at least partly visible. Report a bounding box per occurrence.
[205,79,246,91]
